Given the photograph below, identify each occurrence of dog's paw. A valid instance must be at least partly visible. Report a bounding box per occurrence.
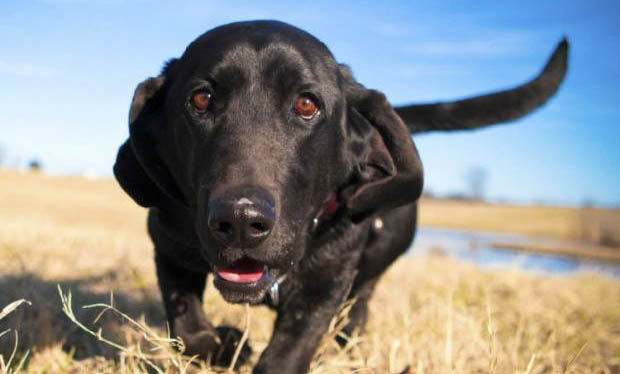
[179,326,252,368]
[180,329,220,359]
[211,326,252,368]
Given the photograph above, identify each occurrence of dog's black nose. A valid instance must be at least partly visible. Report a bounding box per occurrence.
[207,186,276,248]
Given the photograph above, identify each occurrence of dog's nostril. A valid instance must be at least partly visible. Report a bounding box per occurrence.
[214,221,233,235]
[207,186,276,248]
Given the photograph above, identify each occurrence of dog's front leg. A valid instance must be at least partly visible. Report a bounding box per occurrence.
[154,251,220,358]
[156,249,252,367]
[254,255,359,374]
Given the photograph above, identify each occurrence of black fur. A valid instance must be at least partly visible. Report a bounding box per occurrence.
[113,21,568,373]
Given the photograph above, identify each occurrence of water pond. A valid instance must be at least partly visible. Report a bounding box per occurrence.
[410,227,620,278]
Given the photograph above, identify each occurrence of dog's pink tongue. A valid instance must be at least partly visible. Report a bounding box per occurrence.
[216,259,264,283]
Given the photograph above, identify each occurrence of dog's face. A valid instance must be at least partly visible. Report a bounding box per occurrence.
[115,21,423,303]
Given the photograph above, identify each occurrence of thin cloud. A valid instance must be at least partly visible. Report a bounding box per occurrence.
[39,0,126,4]
[405,31,534,58]
[395,63,470,77]
[371,21,432,38]
[0,61,63,78]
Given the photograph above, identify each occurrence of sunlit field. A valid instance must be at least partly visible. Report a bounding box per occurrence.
[1,170,618,373]
[419,198,620,247]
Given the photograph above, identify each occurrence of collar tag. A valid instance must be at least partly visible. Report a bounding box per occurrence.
[267,274,287,306]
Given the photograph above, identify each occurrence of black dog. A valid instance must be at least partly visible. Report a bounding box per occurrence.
[114,21,567,373]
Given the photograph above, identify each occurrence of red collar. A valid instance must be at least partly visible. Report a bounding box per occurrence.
[320,194,340,216]
[311,193,340,232]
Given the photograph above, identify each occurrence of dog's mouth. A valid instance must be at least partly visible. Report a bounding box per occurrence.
[213,257,279,303]
[214,257,266,284]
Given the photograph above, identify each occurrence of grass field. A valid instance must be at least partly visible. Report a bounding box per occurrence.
[419,198,620,261]
[418,198,620,246]
[1,170,619,373]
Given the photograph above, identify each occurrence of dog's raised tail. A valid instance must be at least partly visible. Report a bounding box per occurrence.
[394,38,569,134]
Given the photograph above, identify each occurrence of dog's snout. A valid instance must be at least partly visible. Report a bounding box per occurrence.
[207,186,276,248]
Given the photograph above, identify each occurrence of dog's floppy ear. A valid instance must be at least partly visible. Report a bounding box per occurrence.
[342,86,424,222]
[114,63,187,208]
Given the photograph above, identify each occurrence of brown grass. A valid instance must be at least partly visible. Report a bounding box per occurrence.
[1,170,619,373]
[491,242,620,262]
[419,198,620,246]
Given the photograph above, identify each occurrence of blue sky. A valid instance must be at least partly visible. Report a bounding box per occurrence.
[1,1,619,206]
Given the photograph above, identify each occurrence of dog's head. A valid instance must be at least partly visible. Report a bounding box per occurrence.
[114,21,423,302]
[114,21,568,303]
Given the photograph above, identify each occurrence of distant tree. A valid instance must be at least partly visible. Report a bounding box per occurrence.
[445,192,471,201]
[421,188,435,199]
[0,144,5,167]
[28,159,42,172]
[465,166,488,201]
[580,198,595,209]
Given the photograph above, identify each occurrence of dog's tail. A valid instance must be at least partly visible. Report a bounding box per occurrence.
[394,38,569,134]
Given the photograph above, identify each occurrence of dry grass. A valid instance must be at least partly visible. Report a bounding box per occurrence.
[418,198,620,246]
[1,170,619,373]
[576,207,620,248]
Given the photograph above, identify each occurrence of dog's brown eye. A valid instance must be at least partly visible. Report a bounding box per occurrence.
[294,95,319,119]
[191,90,211,112]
